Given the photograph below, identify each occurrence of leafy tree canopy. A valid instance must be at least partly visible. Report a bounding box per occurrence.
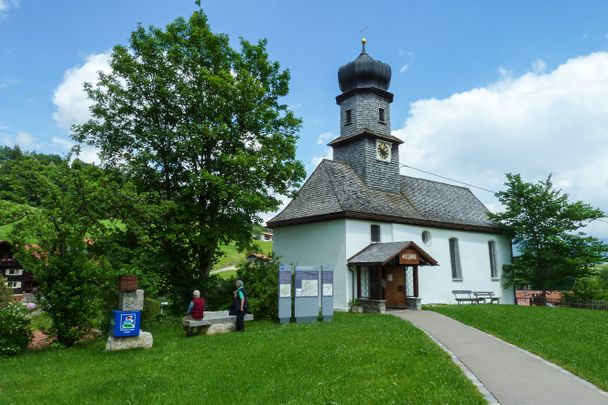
[73,8,305,301]
[1,149,164,344]
[489,173,607,291]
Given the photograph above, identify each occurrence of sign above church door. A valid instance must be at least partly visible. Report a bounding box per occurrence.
[399,248,420,265]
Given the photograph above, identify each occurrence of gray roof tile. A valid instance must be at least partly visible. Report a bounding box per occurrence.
[268,159,499,232]
[347,242,411,265]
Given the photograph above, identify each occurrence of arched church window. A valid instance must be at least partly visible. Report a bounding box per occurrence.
[449,238,462,280]
[488,241,498,280]
[421,231,431,246]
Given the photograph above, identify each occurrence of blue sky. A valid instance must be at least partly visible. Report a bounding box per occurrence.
[1,0,608,237]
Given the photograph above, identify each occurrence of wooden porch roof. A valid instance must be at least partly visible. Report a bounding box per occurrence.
[347,241,438,266]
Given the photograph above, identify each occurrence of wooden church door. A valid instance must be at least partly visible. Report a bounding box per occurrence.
[384,266,406,308]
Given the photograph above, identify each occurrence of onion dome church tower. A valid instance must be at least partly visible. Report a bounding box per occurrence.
[329,38,404,194]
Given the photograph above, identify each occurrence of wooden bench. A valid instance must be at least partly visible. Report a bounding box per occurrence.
[183,310,254,337]
[473,291,500,304]
[452,290,481,305]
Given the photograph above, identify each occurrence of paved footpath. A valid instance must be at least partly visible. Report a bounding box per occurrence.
[391,310,608,405]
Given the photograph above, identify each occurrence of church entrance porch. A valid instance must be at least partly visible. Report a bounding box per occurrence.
[348,242,438,310]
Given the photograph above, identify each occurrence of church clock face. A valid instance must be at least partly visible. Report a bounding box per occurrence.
[376,140,391,162]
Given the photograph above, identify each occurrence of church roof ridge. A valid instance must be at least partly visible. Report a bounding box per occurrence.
[399,174,473,192]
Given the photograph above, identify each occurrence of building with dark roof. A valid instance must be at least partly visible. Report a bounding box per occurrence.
[0,240,34,295]
[268,40,514,309]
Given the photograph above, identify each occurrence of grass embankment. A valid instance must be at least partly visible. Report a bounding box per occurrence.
[213,240,272,271]
[2,313,484,404]
[430,305,608,391]
[0,222,14,240]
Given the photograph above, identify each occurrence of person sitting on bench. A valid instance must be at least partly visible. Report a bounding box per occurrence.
[183,290,205,332]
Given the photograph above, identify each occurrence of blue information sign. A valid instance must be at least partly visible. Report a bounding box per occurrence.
[112,310,141,337]
[278,264,292,323]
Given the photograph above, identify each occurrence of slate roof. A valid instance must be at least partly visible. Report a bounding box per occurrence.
[267,159,500,233]
[347,241,438,266]
[328,129,404,147]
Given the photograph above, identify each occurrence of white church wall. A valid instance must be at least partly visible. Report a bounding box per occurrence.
[392,224,515,304]
[343,219,514,305]
[273,220,350,310]
[345,220,393,257]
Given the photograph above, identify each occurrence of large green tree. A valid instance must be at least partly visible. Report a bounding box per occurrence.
[489,173,607,294]
[0,154,118,345]
[73,7,305,302]
[0,148,168,344]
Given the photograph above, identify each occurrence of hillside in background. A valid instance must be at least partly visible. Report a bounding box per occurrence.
[213,240,273,271]
[0,222,13,241]
[0,213,272,271]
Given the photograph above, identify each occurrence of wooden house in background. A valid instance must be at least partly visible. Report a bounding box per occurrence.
[0,240,34,295]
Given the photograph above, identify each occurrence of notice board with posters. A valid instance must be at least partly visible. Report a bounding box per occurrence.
[294,266,319,323]
[278,263,292,324]
[321,267,334,322]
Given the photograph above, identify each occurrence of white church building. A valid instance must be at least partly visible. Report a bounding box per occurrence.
[268,41,515,310]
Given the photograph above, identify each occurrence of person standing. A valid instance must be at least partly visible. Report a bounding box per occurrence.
[235,280,247,332]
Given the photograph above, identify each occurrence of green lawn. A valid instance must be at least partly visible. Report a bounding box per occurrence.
[216,269,237,280]
[0,222,14,240]
[213,240,272,270]
[1,313,485,404]
[430,305,608,391]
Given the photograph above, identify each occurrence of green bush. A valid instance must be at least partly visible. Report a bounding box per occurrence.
[34,253,106,346]
[570,276,607,300]
[0,275,12,308]
[236,255,279,319]
[205,273,236,311]
[142,297,162,326]
[0,302,33,356]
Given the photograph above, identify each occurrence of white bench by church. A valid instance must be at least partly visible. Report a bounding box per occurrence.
[182,310,254,336]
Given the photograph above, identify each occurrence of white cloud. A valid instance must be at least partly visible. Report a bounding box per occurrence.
[531,58,546,74]
[498,66,512,79]
[51,136,100,164]
[258,194,292,225]
[51,136,74,149]
[52,52,111,130]
[312,131,334,168]
[0,133,11,146]
[316,131,334,145]
[399,64,410,74]
[394,51,608,237]
[0,78,19,89]
[0,130,40,151]
[0,0,18,16]
[15,131,38,149]
[311,147,332,169]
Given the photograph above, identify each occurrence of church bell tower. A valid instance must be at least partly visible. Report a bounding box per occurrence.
[329,39,403,194]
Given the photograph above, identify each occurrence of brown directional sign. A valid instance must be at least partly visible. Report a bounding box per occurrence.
[119,275,138,291]
[399,248,420,265]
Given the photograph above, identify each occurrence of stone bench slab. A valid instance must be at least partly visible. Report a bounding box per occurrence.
[183,310,254,336]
